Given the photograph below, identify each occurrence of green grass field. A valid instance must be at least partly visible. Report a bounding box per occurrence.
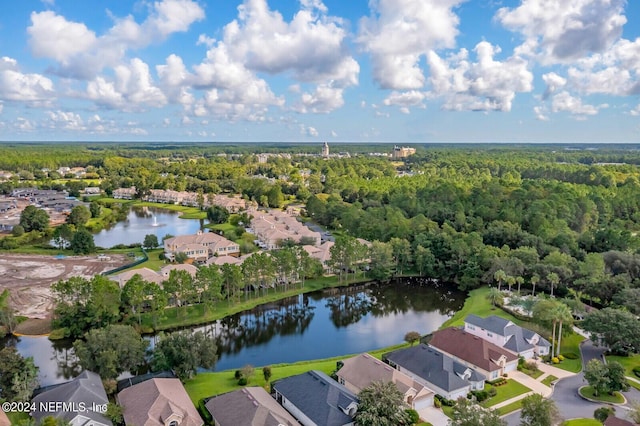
[184,343,408,404]
[579,386,625,403]
[495,399,524,415]
[562,419,602,426]
[481,380,532,408]
[541,375,558,387]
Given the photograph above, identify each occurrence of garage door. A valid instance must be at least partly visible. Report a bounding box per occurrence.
[413,395,434,410]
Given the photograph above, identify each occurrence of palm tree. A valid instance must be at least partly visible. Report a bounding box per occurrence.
[548,272,560,298]
[531,273,540,297]
[488,287,504,309]
[554,303,574,357]
[516,276,524,295]
[494,269,507,292]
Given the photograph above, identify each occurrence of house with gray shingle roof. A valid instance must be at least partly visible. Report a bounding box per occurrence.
[429,327,519,380]
[385,344,484,401]
[31,370,112,426]
[464,314,551,359]
[272,370,358,426]
[205,386,298,426]
[337,353,435,410]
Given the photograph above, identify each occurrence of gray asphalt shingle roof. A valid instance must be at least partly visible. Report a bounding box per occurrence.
[32,370,112,425]
[466,314,551,350]
[386,344,481,393]
[272,370,358,426]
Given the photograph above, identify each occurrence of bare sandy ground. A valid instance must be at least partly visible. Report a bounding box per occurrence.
[0,253,129,319]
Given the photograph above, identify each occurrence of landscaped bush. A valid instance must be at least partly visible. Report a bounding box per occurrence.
[238,377,248,386]
[435,395,456,406]
[594,406,615,423]
[633,366,640,378]
[552,357,560,364]
[471,390,489,402]
[558,354,565,361]
[563,352,579,360]
[488,378,507,386]
[488,387,498,397]
[405,409,420,424]
[434,398,442,408]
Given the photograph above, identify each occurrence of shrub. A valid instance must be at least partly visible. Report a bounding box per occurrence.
[633,366,640,378]
[552,357,560,364]
[472,390,489,402]
[488,378,507,386]
[563,352,579,360]
[234,370,242,380]
[594,406,615,422]
[488,387,498,397]
[434,398,442,408]
[558,354,565,361]
[405,409,420,424]
[238,377,248,386]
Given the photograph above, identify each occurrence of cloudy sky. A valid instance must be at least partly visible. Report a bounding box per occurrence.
[1,0,639,143]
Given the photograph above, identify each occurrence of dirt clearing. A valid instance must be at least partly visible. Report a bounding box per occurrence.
[0,253,129,319]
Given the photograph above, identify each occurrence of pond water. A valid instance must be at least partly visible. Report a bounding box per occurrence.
[93,206,204,248]
[2,278,465,387]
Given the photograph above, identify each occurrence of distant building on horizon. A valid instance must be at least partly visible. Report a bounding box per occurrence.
[392,145,416,159]
[322,142,329,157]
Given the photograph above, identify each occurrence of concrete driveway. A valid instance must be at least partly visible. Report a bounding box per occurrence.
[417,406,450,425]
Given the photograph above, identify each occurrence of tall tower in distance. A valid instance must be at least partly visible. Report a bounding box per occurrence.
[322,142,329,157]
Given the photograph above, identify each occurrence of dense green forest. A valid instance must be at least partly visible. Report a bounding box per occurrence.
[2,143,640,313]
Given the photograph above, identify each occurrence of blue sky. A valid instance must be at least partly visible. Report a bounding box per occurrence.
[0,0,639,143]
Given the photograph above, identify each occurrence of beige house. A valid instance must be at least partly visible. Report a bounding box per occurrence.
[118,378,203,426]
[250,209,321,249]
[337,353,435,410]
[164,231,240,262]
[110,267,165,287]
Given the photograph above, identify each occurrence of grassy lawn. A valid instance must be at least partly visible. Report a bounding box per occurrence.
[606,353,640,378]
[554,332,584,373]
[125,248,165,271]
[440,287,515,329]
[519,366,544,379]
[579,386,625,403]
[495,399,523,415]
[481,380,532,408]
[184,342,409,404]
[207,222,236,234]
[562,419,602,426]
[541,375,558,387]
[136,201,206,219]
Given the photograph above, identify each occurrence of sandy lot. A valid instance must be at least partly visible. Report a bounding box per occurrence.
[0,253,129,318]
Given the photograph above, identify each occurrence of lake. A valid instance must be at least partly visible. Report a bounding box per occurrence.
[2,278,465,387]
[93,206,204,248]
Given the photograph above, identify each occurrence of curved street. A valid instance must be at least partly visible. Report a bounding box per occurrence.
[503,339,640,425]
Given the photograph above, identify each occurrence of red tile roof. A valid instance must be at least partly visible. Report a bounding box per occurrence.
[429,327,518,372]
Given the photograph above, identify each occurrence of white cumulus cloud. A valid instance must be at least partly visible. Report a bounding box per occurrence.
[497,0,627,64]
[427,42,533,112]
[358,0,465,90]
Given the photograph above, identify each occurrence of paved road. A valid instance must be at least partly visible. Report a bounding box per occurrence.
[503,340,639,425]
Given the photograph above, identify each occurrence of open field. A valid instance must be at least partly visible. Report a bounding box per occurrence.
[0,253,128,318]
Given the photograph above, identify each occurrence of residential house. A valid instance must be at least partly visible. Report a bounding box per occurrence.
[31,370,112,426]
[429,327,519,380]
[109,267,165,288]
[337,353,435,410]
[205,387,298,426]
[164,231,240,262]
[117,378,203,426]
[113,187,136,200]
[212,194,246,212]
[160,263,198,279]
[250,209,321,249]
[464,314,551,359]
[272,370,358,426]
[385,344,483,401]
[604,416,636,426]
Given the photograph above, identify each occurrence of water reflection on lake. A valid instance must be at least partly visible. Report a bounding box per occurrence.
[93,206,204,248]
[4,277,465,387]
